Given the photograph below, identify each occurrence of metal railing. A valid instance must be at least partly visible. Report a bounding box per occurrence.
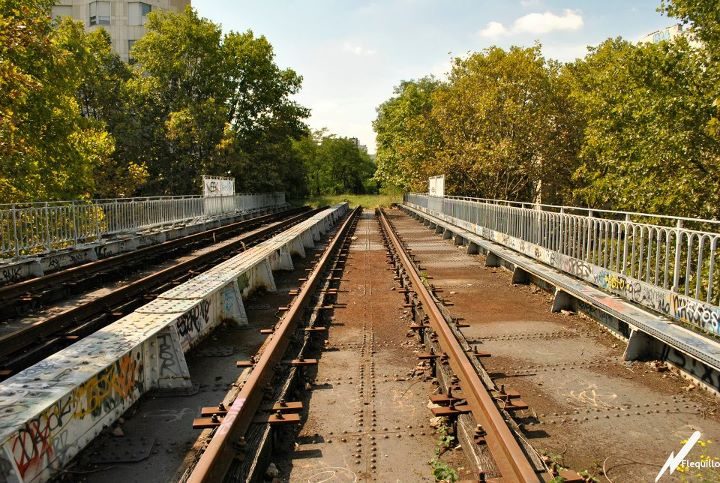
[405,193,720,335]
[0,193,286,259]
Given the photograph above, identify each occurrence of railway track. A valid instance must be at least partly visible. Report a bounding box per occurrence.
[0,207,306,316]
[185,206,361,482]
[0,207,319,379]
[11,205,720,483]
[377,207,546,482]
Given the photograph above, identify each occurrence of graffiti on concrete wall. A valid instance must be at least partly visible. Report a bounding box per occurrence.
[175,299,210,344]
[3,349,144,482]
[664,346,720,391]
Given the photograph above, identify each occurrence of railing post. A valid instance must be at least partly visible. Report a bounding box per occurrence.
[72,202,79,246]
[672,219,683,292]
[622,214,630,275]
[12,206,19,258]
[44,202,51,252]
[586,210,594,262]
[559,207,565,253]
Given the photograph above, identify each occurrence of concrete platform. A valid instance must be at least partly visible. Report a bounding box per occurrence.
[0,205,286,285]
[401,203,720,393]
[0,204,347,483]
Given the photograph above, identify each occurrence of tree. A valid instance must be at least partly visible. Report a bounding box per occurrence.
[661,0,720,52]
[293,131,377,196]
[566,37,720,217]
[129,7,309,196]
[0,0,114,202]
[54,20,147,198]
[431,46,581,201]
[373,77,442,192]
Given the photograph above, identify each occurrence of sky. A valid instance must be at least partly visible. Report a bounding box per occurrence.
[192,0,676,154]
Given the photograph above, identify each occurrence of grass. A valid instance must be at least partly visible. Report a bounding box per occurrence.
[301,193,402,209]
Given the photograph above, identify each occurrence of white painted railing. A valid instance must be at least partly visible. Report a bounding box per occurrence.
[0,193,286,259]
[405,193,720,335]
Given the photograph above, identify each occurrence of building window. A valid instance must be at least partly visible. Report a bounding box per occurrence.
[129,2,152,26]
[89,1,111,26]
[51,5,73,21]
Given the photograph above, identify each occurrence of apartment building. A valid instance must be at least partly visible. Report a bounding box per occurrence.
[51,0,191,61]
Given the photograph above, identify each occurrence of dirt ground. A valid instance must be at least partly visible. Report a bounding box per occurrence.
[387,208,720,483]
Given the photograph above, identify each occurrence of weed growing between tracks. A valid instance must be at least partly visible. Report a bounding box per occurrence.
[429,420,459,482]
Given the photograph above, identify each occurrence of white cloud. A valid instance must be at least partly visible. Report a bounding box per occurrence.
[478,9,583,38]
[479,21,508,38]
[514,9,583,34]
[343,42,377,56]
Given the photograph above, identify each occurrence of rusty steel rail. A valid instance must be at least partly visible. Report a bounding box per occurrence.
[0,207,307,315]
[187,206,362,483]
[0,208,321,378]
[378,208,540,482]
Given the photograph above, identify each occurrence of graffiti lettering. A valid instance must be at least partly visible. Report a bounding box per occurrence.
[175,299,211,339]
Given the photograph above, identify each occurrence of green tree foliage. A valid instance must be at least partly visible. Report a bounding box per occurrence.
[374,77,442,192]
[374,47,581,202]
[293,130,377,196]
[661,0,720,51]
[55,20,147,198]
[0,4,310,203]
[130,7,309,195]
[0,0,114,202]
[433,46,581,201]
[566,38,720,217]
[373,1,720,218]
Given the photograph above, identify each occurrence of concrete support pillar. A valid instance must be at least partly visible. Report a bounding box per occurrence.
[466,241,480,255]
[254,259,277,293]
[288,237,307,258]
[220,280,248,326]
[511,266,530,284]
[154,325,193,390]
[269,246,294,271]
[485,252,501,268]
[435,225,444,234]
[624,329,663,361]
[442,228,453,240]
[453,233,464,246]
[551,289,574,312]
[301,230,315,248]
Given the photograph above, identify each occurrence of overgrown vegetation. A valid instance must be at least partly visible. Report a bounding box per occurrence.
[373,0,720,218]
[428,421,458,482]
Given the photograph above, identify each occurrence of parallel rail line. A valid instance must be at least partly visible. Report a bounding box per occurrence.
[0,207,306,315]
[0,208,320,379]
[187,206,361,483]
[377,207,541,482]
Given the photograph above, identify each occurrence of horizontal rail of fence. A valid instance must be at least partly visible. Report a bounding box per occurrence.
[405,193,720,337]
[0,193,286,259]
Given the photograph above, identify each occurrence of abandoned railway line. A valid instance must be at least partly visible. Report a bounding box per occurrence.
[0,207,316,379]
[1,199,720,483]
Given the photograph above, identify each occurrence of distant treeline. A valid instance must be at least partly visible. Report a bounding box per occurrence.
[0,1,376,203]
[373,0,720,219]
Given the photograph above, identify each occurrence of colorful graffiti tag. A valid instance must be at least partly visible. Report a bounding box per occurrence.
[6,350,144,481]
